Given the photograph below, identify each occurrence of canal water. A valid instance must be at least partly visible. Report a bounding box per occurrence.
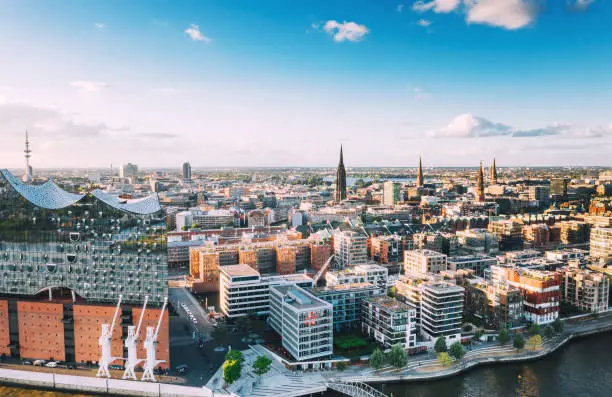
[2,332,611,397]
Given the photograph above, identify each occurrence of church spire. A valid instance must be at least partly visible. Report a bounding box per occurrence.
[416,156,424,187]
[334,145,347,203]
[490,157,498,185]
[477,161,485,203]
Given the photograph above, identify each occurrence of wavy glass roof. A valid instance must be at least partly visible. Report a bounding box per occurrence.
[1,169,84,209]
[1,169,161,215]
[91,189,161,215]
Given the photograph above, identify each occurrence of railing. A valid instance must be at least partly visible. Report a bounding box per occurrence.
[326,379,389,397]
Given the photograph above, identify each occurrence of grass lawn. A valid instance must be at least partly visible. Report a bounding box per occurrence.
[334,333,377,359]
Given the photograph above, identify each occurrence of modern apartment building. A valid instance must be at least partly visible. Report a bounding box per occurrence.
[496,266,561,325]
[590,227,612,265]
[361,296,416,349]
[447,254,498,278]
[369,235,408,264]
[333,230,368,269]
[394,273,430,332]
[313,282,384,331]
[325,263,389,289]
[558,267,609,314]
[269,285,333,361]
[419,282,464,346]
[463,277,524,330]
[219,264,313,318]
[404,249,448,276]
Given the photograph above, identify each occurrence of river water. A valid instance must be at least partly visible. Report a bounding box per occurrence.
[2,332,611,397]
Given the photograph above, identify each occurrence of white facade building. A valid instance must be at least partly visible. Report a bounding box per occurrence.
[419,282,464,347]
[404,249,448,276]
[219,264,313,318]
[269,285,333,361]
[325,263,389,289]
[361,296,417,349]
[333,230,368,269]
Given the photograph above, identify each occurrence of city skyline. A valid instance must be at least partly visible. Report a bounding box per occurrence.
[1,0,612,168]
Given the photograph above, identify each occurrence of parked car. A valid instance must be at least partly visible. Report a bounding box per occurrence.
[45,361,58,368]
[33,360,46,366]
[175,364,189,374]
[67,363,76,370]
[22,361,33,366]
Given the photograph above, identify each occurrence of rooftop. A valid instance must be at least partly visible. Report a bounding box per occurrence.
[365,296,412,313]
[312,282,379,294]
[220,264,260,278]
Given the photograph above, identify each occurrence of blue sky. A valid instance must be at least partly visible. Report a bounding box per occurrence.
[0,0,611,168]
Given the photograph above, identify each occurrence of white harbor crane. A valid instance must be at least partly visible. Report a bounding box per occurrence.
[122,295,149,380]
[141,297,168,382]
[97,294,123,378]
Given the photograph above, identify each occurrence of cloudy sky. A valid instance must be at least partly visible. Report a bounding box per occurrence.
[0,0,611,168]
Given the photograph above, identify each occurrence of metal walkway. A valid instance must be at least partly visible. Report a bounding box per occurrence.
[326,379,389,397]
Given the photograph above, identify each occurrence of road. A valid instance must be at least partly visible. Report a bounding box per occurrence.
[168,286,214,342]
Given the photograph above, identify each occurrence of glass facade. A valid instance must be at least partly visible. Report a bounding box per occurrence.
[0,170,167,306]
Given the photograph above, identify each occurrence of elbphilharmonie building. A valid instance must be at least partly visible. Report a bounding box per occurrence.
[0,169,169,366]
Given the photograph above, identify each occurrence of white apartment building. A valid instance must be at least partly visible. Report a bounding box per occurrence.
[404,249,448,276]
[420,282,464,347]
[590,227,612,264]
[333,230,368,269]
[219,264,313,318]
[269,285,333,361]
[362,296,417,349]
[325,263,389,289]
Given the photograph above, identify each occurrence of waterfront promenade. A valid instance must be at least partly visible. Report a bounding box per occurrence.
[2,313,612,397]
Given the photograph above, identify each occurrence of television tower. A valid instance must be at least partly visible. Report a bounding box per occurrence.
[23,130,32,184]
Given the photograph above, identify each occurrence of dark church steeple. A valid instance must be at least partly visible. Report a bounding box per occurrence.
[334,146,347,203]
[416,156,424,187]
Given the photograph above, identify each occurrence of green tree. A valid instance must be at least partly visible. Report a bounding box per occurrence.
[252,356,272,383]
[225,349,245,364]
[223,359,242,386]
[369,348,385,370]
[513,334,525,351]
[336,361,348,371]
[528,323,541,336]
[449,342,466,361]
[387,286,397,298]
[498,328,511,345]
[552,317,564,334]
[474,329,484,340]
[437,352,451,367]
[527,335,542,350]
[434,336,448,353]
[543,325,554,339]
[389,344,408,370]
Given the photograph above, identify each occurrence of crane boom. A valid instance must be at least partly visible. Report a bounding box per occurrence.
[153,297,168,340]
[312,254,334,285]
[135,295,149,337]
[109,294,123,338]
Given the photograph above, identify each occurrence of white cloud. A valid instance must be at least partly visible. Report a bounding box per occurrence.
[184,24,212,42]
[70,81,110,93]
[428,113,612,139]
[465,0,537,30]
[323,20,370,42]
[417,19,433,27]
[412,0,461,13]
[397,4,405,12]
[569,0,595,10]
[94,22,105,29]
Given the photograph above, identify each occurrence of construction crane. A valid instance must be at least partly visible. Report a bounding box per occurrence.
[123,295,149,380]
[141,297,168,382]
[97,294,123,378]
[312,254,334,286]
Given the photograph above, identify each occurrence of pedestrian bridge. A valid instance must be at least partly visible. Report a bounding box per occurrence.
[326,379,389,397]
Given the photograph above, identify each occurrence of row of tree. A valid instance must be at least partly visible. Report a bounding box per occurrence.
[222,350,272,387]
